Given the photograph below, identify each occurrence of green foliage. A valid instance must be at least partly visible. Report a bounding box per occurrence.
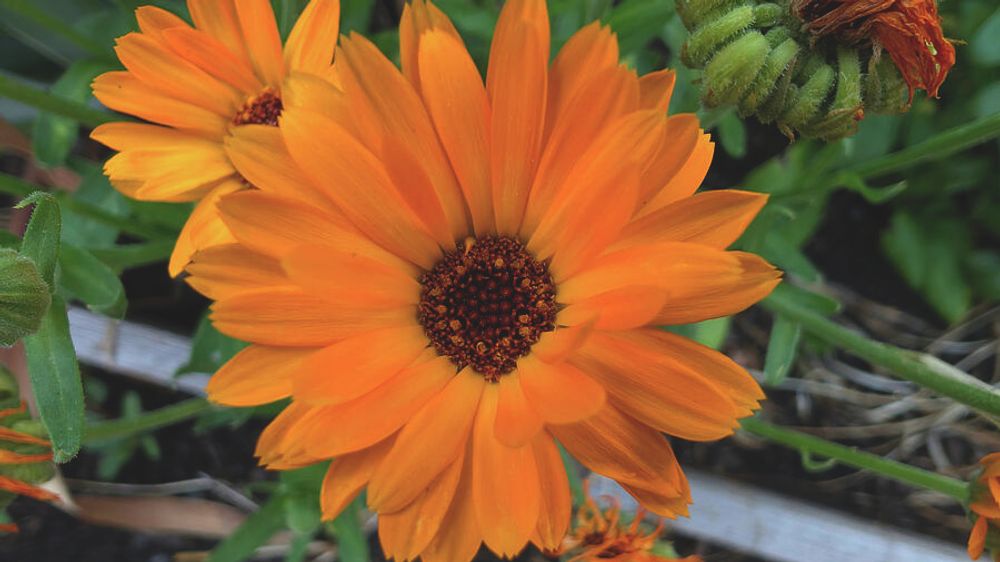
[0,248,51,346]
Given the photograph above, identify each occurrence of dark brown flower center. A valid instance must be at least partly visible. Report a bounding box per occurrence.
[233,89,283,126]
[418,236,557,382]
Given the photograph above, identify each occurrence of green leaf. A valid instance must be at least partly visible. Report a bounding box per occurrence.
[971,7,1000,67]
[924,236,972,323]
[716,110,747,158]
[61,162,130,248]
[967,251,1000,301]
[766,283,841,317]
[836,172,907,204]
[208,496,288,562]
[329,495,371,562]
[177,314,248,376]
[881,211,926,289]
[31,59,109,167]
[763,314,801,386]
[23,295,83,463]
[58,243,126,318]
[762,233,821,283]
[0,231,19,249]
[16,192,60,289]
[0,248,51,346]
[341,0,374,33]
[605,0,672,57]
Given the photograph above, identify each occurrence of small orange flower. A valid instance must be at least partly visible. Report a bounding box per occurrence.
[557,481,701,562]
[0,402,57,533]
[91,0,341,275]
[793,0,955,100]
[969,453,1000,561]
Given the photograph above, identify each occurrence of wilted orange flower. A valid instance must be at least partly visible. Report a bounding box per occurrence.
[792,0,955,100]
[969,453,1000,561]
[185,0,778,560]
[0,402,57,533]
[557,481,701,561]
[90,0,341,275]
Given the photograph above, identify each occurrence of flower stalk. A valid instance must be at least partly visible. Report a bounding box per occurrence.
[763,290,1000,419]
[0,73,115,128]
[741,417,970,502]
[83,398,212,444]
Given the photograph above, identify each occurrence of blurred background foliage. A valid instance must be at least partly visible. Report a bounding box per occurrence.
[0,0,998,559]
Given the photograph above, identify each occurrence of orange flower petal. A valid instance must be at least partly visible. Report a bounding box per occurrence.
[0,476,57,502]
[638,133,714,217]
[162,27,262,93]
[211,287,414,346]
[281,71,355,131]
[187,0,250,66]
[472,385,540,557]
[135,5,189,41]
[545,21,620,140]
[559,286,668,331]
[368,370,484,513]
[298,353,454,458]
[969,516,988,560]
[282,244,419,307]
[234,0,286,87]
[418,30,495,235]
[185,243,287,300]
[91,71,228,137]
[292,325,428,405]
[283,0,339,75]
[0,427,52,447]
[170,183,240,277]
[518,355,605,425]
[0,450,52,464]
[494,373,544,447]
[532,321,596,364]
[320,435,396,520]
[420,440,483,562]
[379,449,465,561]
[399,0,462,93]
[637,114,701,207]
[531,433,571,551]
[638,69,676,112]
[206,344,304,406]
[256,402,319,468]
[619,190,768,250]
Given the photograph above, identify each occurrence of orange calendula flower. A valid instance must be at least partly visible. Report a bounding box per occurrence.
[0,402,57,533]
[185,0,778,560]
[557,481,701,561]
[90,0,342,275]
[792,0,955,99]
[969,453,1000,561]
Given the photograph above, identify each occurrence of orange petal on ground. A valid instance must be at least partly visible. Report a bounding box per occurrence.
[399,0,462,93]
[549,404,685,499]
[574,331,759,441]
[211,287,414,346]
[379,449,465,561]
[637,114,700,208]
[518,355,605,425]
[298,352,454,458]
[91,71,228,137]
[638,133,714,217]
[968,516,988,560]
[280,107,442,269]
[487,10,548,234]
[320,435,396,520]
[234,0,285,86]
[186,243,286,301]
[545,21,620,140]
[638,69,676,112]
[283,244,419,307]
[0,450,52,464]
[205,345,305,406]
[135,5,189,41]
[472,385,540,557]
[532,321,596,364]
[619,190,768,251]
[114,33,239,115]
[292,325,428,405]
[162,27,262,93]
[494,373,544,447]
[283,0,339,75]
[559,286,668,331]
[337,34,469,241]
[0,476,57,502]
[531,433,571,550]
[420,440,482,562]
[170,182,240,277]
[187,0,250,66]
[368,370,484,513]
[419,30,494,235]
[523,64,639,236]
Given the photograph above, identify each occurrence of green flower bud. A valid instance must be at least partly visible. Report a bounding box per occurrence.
[0,248,52,347]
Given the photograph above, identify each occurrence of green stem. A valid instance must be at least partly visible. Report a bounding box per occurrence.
[763,290,1000,418]
[0,73,115,128]
[741,417,970,502]
[845,112,1000,180]
[0,0,110,60]
[89,240,173,270]
[328,495,371,562]
[83,398,211,444]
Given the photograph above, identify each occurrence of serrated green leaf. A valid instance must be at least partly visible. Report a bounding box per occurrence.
[208,495,288,562]
[17,192,60,290]
[32,59,109,167]
[763,314,801,386]
[23,295,84,463]
[0,248,51,346]
[58,243,126,318]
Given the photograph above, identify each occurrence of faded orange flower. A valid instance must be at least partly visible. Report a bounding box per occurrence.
[91,0,341,275]
[969,453,1000,561]
[0,402,57,533]
[793,0,955,100]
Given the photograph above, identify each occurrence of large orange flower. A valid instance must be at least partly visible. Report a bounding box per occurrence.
[90,0,341,275]
[186,1,779,560]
